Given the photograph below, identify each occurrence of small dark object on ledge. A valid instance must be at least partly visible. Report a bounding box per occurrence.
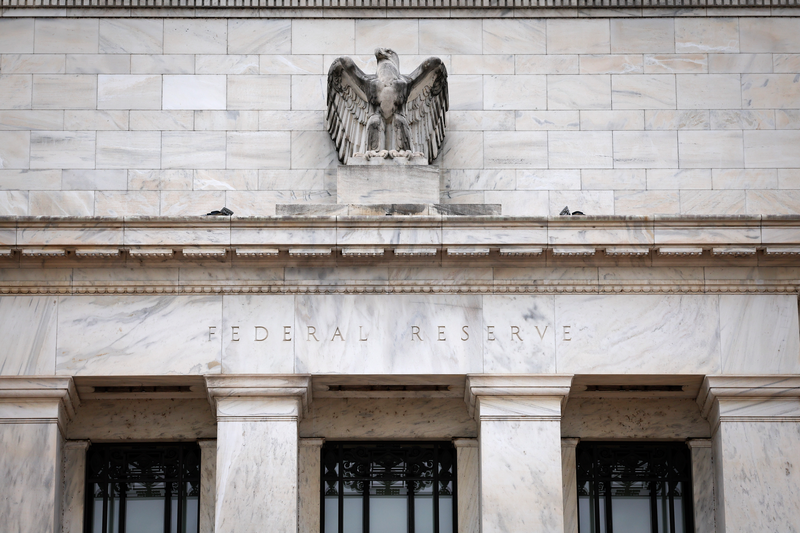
[206,207,234,216]
[560,206,585,216]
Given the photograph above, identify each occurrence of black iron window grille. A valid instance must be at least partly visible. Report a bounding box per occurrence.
[577,442,694,533]
[321,441,457,533]
[84,443,201,533]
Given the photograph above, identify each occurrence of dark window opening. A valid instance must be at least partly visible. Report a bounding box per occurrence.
[321,441,457,533]
[577,442,694,533]
[84,443,201,533]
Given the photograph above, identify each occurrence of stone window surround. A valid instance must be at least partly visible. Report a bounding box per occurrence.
[2,375,784,531]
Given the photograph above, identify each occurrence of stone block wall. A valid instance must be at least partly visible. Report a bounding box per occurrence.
[0,16,799,216]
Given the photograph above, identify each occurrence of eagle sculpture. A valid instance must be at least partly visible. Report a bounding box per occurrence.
[326,48,449,165]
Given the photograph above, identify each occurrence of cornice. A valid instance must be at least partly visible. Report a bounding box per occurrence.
[1,0,799,9]
[3,214,799,256]
[1,215,800,295]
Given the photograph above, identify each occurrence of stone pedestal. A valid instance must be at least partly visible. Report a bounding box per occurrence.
[206,376,310,533]
[698,376,800,533]
[467,375,573,533]
[337,165,440,205]
[0,377,77,533]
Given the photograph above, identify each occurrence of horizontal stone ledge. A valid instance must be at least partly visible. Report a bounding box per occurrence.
[0,215,799,258]
[2,0,798,7]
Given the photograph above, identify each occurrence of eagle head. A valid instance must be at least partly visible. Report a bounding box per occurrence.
[374,48,400,68]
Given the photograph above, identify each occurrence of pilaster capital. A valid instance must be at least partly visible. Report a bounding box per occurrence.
[685,438,712,450]
[561,438,580,449]
[696,375,800,432]
[0,376,79,436]
[205,375,312,421]
[465,374,573,421]
[452,438,478,449]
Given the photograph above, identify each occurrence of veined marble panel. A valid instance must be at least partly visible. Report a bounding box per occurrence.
[715,421,800,533]
[67,399,216,440]
[0,296,56,375]
[0,423,61,533]
[294,295,483,374]
[56,295,222,375]
[198,440,216,533]
[222,295,295,374]
[62,440,88,533]
[482,295,556,374]
[299,398,476,439]
[719,295,800,374]
[480,418,564,532]
[455,439,480,533]
[298,439,323,533]
[561,398,710,439]
[215,417,298,533]
[555,295,721,374]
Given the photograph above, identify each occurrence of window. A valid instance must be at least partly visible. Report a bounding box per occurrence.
[84,443,201,533]
[577,442,694,533]
[321,441,457,533]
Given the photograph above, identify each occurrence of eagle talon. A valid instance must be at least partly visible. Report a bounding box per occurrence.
[390,150,413,159]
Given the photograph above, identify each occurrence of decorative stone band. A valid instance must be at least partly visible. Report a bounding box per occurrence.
[0,376,79,436]
[696,376,800,434]
[3,215,798,260]
[205,375,312,420]
[465,374,573,420]
[3,215,800,295]
[1,0,798,7]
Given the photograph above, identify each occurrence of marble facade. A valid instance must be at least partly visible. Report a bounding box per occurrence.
[2,5,800,533]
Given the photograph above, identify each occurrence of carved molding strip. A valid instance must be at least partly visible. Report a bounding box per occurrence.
[2,0,799,7]
[0,279,797,295]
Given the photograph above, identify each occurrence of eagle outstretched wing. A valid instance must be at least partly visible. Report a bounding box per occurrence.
[404,57,449,164]
[326,57,374,165]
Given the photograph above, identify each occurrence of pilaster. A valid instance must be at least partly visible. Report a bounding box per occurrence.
[198,439,217,533]
[0,377,78,533]
[466,375,573,533]
[206,375,311,533]
[686,439,716,533]
[299,438,324,533]
[61,440,89,533]
[453,438,479,533]
[561,438,580,533]
[697,376,800,533]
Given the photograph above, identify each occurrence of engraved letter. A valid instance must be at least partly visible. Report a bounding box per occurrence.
[438,326,446,341]
[331,327,345,342]
[255,326,268,341]
[359,326,369,342]
[511,326,522,341]
[307,326,319,342]
[461,326,470,341]
[231,325,240,342]
[208,326,216,341]
[412,326,422,341]
[487,326,495,341]
[284,326,292,342]
[535,325,548,340]
[563,325,572,341]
